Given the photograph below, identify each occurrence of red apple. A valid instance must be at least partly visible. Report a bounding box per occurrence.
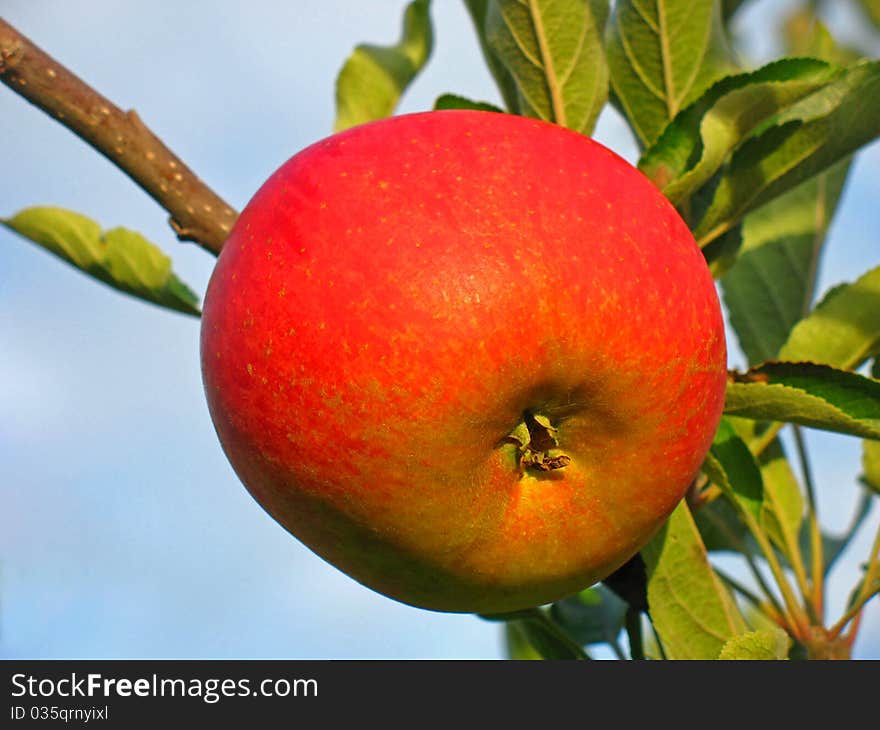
[200,110,727,613]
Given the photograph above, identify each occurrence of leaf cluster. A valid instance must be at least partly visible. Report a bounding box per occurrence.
[427,0,879,660]
[3,0,880,660]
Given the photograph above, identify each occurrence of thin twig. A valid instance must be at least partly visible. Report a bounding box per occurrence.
[699,503,789,623]
[525,608,592,660]
[648,616,667,659]
[792,425,825,622]
[703,476,812,636]
[740,424,815,622]
[788,170,833,622]
[0,18,237,255]
[744,510,813,638]
[830,519,880,639]
[625,607,644,660]
[714,567,784,625]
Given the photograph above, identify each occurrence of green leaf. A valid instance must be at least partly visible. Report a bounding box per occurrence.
[484,0,610,135]
[333,0,433,132]
[463,0,521,112]
[723,3,868,355]
[696,418,805,571]
[638,58,837,203]
[550,585,627,646]
[606,0,736,147]
[703,418,764,522]
[779,266,880,370]
[724,362,880,440]
[694,434,804,565]
[692,494,752,553]
[2,206,200,317]
[759,438,805,560]
[693,60,880,247]
[702,221,743,278]
[504,622,543,659]
[642,501,747,659]
[717,627,791,659]
[432,93,504,112]
[721,158,852,365]
[502,610,589,659]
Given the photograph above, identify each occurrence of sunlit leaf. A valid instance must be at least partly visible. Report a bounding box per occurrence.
[721,4,858,363]
[463,0,521,111]
[639,58,836,203]
[484,0,610,135]
[779,266,880,370]
[606,0,736,147]
[693,61,880,247]
[333,0,433,131]
[717,627,791,659]
[724,362,880,440]
[3,206,200,317]
[642,501,747,659]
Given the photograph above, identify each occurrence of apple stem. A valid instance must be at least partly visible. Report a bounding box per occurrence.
[507,411,571,476]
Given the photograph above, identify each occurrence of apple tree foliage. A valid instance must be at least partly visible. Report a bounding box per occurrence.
[3,0,880,660]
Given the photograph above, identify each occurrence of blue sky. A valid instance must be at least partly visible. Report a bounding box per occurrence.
[1,0,878,659]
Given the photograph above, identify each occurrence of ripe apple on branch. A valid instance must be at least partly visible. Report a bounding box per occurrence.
[200,109,728,613]
[2,0,880,660]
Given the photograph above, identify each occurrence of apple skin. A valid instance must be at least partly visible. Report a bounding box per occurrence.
[200,110,727,613]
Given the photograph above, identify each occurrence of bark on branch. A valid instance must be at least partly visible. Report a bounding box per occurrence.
[0,18,237,256]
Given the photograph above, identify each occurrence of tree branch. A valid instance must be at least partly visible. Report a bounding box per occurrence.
[0,18,237,256]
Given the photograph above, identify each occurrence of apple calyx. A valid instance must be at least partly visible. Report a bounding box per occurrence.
[506,411,572,477]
